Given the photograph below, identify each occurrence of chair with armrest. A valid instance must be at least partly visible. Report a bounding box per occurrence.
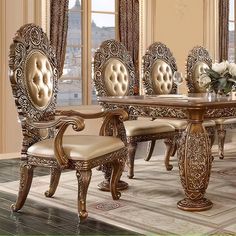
[142,42,215,169]
[186,46,236,159]
[9,23,128,221]
[93,39,176,178]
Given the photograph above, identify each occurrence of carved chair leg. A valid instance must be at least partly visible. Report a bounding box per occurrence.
[76,169,92,221]
[171,142,177,157]
[144,140,156,161]
[45,167,61,197]
[209,132,215,148]
[216,124,226,159]
[127,142,137,179]
[110,157,125,200]
[164,138,175,171]
[11,162,34,212]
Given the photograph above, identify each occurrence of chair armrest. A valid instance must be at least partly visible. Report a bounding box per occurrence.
[24,117,85,168]
[56,109,128,143]
[56,109,127,119]
[24,116,84,130]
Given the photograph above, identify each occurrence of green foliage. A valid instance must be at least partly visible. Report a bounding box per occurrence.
[204,68,236,95]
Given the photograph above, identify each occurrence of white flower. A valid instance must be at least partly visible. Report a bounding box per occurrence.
[199,73,211,87]
[228,63,236,76]
[212,60,229,74]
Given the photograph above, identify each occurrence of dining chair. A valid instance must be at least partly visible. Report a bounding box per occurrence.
[186,46,236,159]
[142,42,215,169]
[9,23,129,221]
[93,39,176,178]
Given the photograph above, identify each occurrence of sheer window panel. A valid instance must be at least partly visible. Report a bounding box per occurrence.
[58,0,83,106]
[228,22,235,62]
[91,0,115,12]
[91,13,115,104]
[57,0,117,106]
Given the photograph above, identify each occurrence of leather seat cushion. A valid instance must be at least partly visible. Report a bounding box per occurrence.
[154,119,214,129]
[215,118,236,125]
[203,120,215,127]
[124,120,175,136]
[153,119,188,129]
[27,135,125,160]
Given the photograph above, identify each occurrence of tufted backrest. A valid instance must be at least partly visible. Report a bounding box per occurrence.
[25,51,53,109]
[9,24,59,157]
[103,58,129,96]
[9,24,58,122]
[142,42,177,95]
[93,40,136,97]
[186,46,212,93]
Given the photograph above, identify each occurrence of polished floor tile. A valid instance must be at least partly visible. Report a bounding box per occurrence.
[0,159,140,235]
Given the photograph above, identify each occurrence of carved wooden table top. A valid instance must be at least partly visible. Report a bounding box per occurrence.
[98,93,236,212]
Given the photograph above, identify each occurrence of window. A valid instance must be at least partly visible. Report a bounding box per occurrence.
[57,0,118,106]
[229,0,235,62]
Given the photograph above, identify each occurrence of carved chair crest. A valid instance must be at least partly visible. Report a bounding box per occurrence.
[186,46,212,93]
[93,39,136,97]
[9,23,58,155]
[142,42,177,95]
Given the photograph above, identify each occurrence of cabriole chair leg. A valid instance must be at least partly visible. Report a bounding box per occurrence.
[217,124,226,159]
[127,142,137,179]
[164,138,175,171]
[45,167,61,197]
[11,162,34,212]
[110,157,125,200]
[145,140,156,161]
[76,169,92,221]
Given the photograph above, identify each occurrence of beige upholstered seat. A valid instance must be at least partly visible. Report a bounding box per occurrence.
[124,120,175,136]
[9,24,128,221]
[186,46,236,159]
[142,42,215,168]
[28,135,125,160]
[93,39,176,178]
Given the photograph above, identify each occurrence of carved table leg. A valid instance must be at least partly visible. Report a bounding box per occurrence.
[97,148,128,191]
[177,108,213,211]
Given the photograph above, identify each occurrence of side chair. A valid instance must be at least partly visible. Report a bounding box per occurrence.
[93,39,176,178]
[186,46,236,159]
[142,42,215,169]
[9,23,128,221]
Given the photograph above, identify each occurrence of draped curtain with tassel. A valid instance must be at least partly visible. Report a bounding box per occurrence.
[219,0,229,61]
[50,0,69,77]
[119,0,139,94]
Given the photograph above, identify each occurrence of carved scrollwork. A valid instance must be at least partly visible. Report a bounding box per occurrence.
[9,24,58,154]
[93,39,136,97]
[205,107,236,119]
[186,46,212,93]
[9,24,58,121]
[28,156,59,168]
[100,102,187,119]
[129,105,187,119]
[178,130,212,201]
[142,42,177,95]
[75,148,128,170]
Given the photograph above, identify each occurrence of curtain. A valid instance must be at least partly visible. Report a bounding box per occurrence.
[219,0,229,61]
[50,0,69,77]
[119,0,139,94]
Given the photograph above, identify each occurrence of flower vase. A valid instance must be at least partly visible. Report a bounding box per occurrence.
[231,91,236,100]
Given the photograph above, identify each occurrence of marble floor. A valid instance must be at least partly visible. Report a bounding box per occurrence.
[0,159,140,235]
[1,141,236,235]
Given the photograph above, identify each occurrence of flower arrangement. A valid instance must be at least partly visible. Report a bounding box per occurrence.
[200,61,236,95]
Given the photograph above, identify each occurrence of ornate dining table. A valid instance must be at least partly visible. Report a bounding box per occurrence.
[98,93,236,212]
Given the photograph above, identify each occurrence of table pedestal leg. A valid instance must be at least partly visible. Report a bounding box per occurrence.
[177,109,213,211]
